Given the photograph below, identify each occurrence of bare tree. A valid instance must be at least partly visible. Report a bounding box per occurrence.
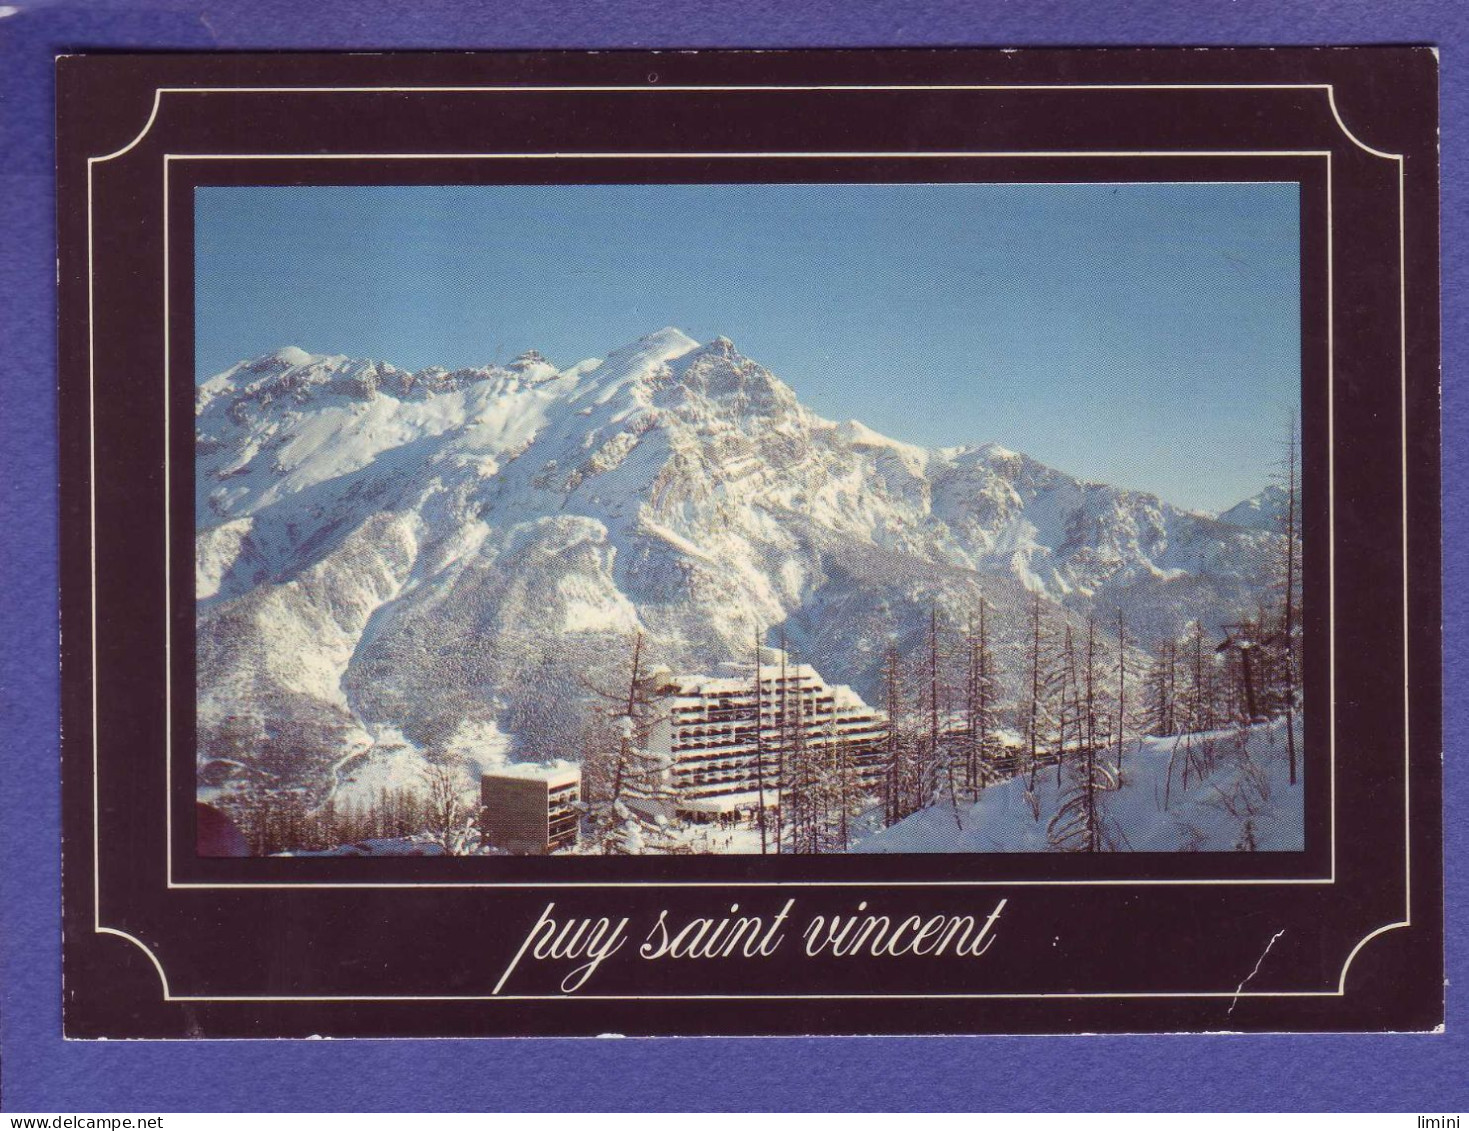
[1144,638,1180,737]
[828,711,856,850]
[1055,623,1080,788]
[420,754,481,856]
[881,642,900,825]
[881,641,921,825]
[917,606,963,830]
[1184,620,1222,735]
[1278,412,1302,786]
[963,598,1002,800]
[1023,591,1061,791]
[751,627,770,854]
[775,632,789,852]
[1048,616,1118,852]
[785,644,816,854]
[1114,607,1130,772]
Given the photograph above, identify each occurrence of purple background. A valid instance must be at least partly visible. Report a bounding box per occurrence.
[1,0,1463,1112]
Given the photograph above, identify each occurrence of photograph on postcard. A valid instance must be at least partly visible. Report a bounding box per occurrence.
[193,182,1305,859]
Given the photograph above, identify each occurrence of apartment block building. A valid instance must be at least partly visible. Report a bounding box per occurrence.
[480,762,581,854]
[646,655,888,816]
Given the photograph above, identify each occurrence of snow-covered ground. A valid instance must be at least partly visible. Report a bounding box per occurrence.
[658,820,771,855]
[284,718,1302,856]
[853,718,1302,853]
[284,835,450,857]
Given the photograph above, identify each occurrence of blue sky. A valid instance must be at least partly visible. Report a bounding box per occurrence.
[196,182,1299,512]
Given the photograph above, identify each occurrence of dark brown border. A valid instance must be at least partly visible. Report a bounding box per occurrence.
[58,48,1441,1037]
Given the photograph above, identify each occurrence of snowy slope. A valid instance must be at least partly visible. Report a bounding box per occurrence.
[1217,484,1291,532]
[852,719,1303,853]
[196,329,1281,800]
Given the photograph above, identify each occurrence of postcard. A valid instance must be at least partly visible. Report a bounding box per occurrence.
[56,47,1442,1036]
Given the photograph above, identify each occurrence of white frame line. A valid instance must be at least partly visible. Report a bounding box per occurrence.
[164,147,1332,890]
[78,81,1411,1006]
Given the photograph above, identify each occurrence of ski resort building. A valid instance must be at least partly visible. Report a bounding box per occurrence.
[648,656,888,816]
[480,763,581,854]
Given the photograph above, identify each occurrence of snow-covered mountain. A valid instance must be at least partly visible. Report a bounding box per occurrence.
[1217,484,1291,532]
[195,328,1279,800]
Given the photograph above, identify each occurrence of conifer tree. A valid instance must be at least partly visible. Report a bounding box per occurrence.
[581,631,675,854]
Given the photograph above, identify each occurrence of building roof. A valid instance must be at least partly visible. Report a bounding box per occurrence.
[664,660,882,718]
[484,760,580,788]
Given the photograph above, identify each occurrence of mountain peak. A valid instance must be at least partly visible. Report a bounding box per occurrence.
[637,326,700,353]
[1217,483,1289,530]
[564,327,701,407]
[602,327,701,365]
[506,348,558,382]
[268,346,315,368]
[231,345,319,377]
